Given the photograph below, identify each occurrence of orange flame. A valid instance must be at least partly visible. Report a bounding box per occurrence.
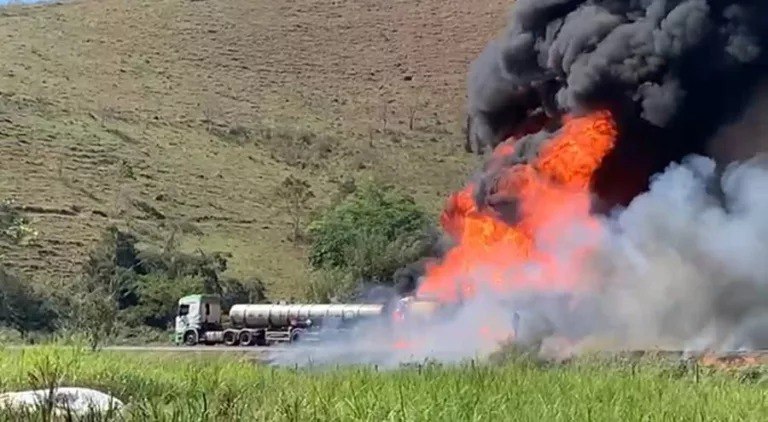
[418,111,618,302]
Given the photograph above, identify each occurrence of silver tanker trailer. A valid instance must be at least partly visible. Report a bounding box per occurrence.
[172,293,532,348]
[173,294,387,346]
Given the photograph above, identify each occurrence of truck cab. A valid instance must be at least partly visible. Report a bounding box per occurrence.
[174,294,222,345]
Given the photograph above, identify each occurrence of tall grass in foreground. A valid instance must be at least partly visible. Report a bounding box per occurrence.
[0,345,766,421]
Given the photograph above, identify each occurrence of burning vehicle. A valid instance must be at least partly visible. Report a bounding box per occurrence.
[173,294,387,346]
[383,0,768,359]
[173,294,458,347]
[184,1,768,363]
[173,292,553,351]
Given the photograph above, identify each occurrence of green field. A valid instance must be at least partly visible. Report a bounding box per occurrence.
[0,346,766,421]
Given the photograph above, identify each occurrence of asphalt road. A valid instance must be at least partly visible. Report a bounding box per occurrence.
[103,345,279,352]
[4,344,287,354]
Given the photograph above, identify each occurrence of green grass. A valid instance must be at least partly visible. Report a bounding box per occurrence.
[0,346,766,421]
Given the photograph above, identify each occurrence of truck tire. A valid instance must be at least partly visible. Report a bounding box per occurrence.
[238,330,255,346]
[223,330,238,346]
[184,330,198,346]
[290,328,305,343]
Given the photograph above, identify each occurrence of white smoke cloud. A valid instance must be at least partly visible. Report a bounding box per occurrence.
[271,153,768,367]
[585,154,768,352]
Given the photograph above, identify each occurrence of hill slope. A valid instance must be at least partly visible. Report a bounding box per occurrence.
[0,0,508,298]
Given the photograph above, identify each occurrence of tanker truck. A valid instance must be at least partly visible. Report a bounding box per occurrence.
[173,294,389,346]
[173,290,558,348]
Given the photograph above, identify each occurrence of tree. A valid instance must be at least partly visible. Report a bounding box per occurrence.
[137,247,231,297]
[306,180,435,300]
[406,90,426,131]
[304,267,356,303]
[0,266,57,337]
[71,283,119,351]
[81,225,142,309]
[64,226,139,349]
[219,276,268,310]
[128,274,205,329]
[275,175,315,241]
[71,225,270,333]
[308,180,432,271]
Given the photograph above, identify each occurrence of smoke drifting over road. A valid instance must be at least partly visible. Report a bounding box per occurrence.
[273,1,768,367]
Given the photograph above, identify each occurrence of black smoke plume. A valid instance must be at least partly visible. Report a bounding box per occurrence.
[467,0,768,207]
[401,1,768,299]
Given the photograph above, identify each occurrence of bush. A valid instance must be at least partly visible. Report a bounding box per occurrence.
[125,273,268,329]
[125,274,206,329]
[0,220,270,343]
[68,283,120,351]
[0,266,58,337]
[304,267,356,303]
[0,199,37,245]
[80,226,142,310]
[306,181,435,300]
[60,225,269,339]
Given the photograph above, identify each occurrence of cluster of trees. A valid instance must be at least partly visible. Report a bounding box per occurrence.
[304,180,438,302]
[0,178,438,345]
[0,223,266,347]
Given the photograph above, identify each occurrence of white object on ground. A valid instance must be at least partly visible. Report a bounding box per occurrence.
[0,387,124,415]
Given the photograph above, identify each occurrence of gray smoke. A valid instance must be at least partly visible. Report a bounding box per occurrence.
[270,1,768,367]
[272,153,768,367]
[708,79,768,163]
[581,154,768,351]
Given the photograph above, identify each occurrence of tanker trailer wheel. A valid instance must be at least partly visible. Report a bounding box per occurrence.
[223,330,238,346]
[238,330,256,346]
[183,330,198,346]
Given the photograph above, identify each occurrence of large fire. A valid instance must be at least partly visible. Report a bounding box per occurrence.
[417,111,618,303]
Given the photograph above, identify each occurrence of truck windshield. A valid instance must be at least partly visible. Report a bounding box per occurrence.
[178,304,190,316]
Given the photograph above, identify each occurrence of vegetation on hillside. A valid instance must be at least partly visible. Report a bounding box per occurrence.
[305,180,437,302]
[0,177,439,344]
[0,266,57,338]
[0,206,269,346]
[0,199,36,245]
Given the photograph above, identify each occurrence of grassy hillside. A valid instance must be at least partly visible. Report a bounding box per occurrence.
[0,0,509,298]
